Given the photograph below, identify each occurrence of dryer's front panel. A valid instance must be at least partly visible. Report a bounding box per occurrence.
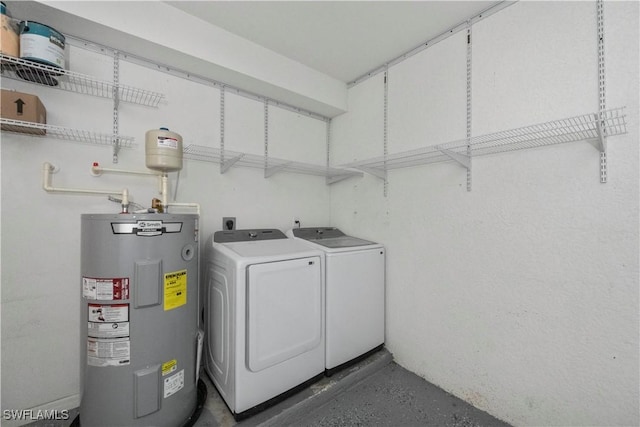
[246,256,322,372]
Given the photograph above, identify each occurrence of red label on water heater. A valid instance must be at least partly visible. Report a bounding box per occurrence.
[83,277,130,300]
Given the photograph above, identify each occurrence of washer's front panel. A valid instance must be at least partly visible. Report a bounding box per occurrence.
[326,249,385,369]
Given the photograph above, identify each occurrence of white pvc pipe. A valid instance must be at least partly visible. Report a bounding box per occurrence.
[91,162,159,177]
[121,188,130,213]
[46,162,199,215]
[43,162,130,211]
[161,173,169,209]
[155,171,199,214]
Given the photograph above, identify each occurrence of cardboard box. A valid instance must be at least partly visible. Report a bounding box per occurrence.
[0,15,20,57]
[1,89,47,135]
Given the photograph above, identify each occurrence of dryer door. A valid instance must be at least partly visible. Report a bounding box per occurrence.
[246,256,322,372]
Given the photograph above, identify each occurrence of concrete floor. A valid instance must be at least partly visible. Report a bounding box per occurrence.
[23,349,510,427]
[194,349,512,427]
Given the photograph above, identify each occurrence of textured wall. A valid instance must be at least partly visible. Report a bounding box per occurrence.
[330,2,639,425]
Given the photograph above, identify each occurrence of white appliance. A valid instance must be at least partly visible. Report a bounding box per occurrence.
[287,227,385,374]
[203,229,325,419]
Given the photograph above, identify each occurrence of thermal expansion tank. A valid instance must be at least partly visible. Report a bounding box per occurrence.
[80,213,199,426]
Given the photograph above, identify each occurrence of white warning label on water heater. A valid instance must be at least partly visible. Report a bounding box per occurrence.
[88,322,130,339]
[88,304,129,322]
[87,337,130,367]
[163,369,184,398]
[83,277,129,300]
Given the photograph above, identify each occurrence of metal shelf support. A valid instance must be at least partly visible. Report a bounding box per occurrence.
[593,114,607,153]
[219,85,227,174]
[221,154,244,174]
[354,166,387,180]
[466,23,473,191]
[383,69,389,196]
[438,147,471,169]
[112,51,120,163]
[325,119,333,185]
[264,99,270,172]
[326,173,358,185]
[265,163,290,178]
[597,0,608,183]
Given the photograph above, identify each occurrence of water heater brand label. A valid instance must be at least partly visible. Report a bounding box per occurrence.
[164,270,187,311]
[135,220,163,236]
[83,277,130,300]
[111,221,183,236]
[163,369,184,398]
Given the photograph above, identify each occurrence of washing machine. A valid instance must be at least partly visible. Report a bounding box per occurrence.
[287,227,385,374]
[203,228,325,419]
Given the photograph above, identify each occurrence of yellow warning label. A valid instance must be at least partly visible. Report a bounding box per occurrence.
[164,270,187,311]
[162,359,177,376]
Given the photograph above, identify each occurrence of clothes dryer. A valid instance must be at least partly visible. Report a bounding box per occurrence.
[203,229,325,419]
[287,227,385,375]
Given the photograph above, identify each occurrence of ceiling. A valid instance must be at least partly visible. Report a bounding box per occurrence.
[166,1,502,83]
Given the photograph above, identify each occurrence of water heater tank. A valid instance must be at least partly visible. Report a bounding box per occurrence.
[145,128,183,172]
[80,213,199,426]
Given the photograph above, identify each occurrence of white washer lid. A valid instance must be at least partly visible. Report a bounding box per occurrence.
[306,236,376,248]
[224,238,321,258]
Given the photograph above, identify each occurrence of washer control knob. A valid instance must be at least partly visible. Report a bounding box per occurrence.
[248,232,257,238]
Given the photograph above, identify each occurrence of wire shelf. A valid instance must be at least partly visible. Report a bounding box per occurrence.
[342,108,628,173]
[0,54,165,107]
[183,145,362,184]
[0,118,136,147]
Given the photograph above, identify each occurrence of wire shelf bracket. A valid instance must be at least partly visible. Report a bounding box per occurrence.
[351,165,387,180]
[265,163,291,178]
[438,147,471,169]
[220,153,244,174]
[592,114,607,153]
[326,172,360,185]
[0,53,165,107]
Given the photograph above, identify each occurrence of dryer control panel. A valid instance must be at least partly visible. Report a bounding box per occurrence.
[214,229,287,243]
[292,227,344,239]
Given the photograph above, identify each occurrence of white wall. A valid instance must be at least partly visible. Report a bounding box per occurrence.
[0,44,331,419]
[331,2,639,426]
